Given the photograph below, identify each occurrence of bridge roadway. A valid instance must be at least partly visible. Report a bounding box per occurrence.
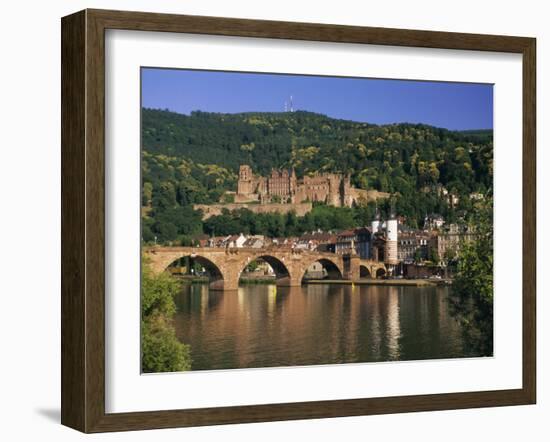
[144,246,387,291]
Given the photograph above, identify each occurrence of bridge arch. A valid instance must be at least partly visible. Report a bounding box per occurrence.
[239,254,292,287]
[359,265,372,279]
[301,257,343,282]
[375,267,387,279]
[164,254,225,290]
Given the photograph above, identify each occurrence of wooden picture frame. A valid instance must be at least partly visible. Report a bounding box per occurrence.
[61,8,536,433]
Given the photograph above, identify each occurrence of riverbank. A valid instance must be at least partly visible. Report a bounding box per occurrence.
[307,279,451,287]
[175,275,278,285]
[239,277,276,285]
[174,275,209,284]
[175,275,452,287]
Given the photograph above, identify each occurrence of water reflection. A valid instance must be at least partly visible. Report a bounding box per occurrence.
[173,284,470,371]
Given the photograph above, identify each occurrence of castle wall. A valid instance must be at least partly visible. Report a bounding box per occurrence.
[268,170,291,197]
[194,202,313,220]
[234,193,259,203]
[349,188,390,205]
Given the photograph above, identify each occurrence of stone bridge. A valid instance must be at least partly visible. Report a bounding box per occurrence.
[144,246,387,291]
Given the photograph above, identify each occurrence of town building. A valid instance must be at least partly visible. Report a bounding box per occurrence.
[207,233,246,248]
[335,227,372,258]
[428,224,475,264]
[269,237,298,250]
[295,231,337,252]
[397,230,430,263]
[424,213,445,230]
[242,235,265,248]
[402,263,442,279]
[190,234,210,248]
[371,234,386,263]
[421,184,459,208]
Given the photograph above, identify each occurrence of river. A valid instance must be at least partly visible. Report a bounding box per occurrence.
[173,283,476,371]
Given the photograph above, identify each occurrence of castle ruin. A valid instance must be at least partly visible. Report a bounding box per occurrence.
[236,165,387,208]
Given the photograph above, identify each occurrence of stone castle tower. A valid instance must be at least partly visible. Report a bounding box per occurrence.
[237,165,254,195]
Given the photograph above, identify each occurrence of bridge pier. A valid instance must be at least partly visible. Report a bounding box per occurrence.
[369,266,377,279]
[211,281,240,291]
[212,267,240,291]
[343,254,361,282]
[210,273,302,291]
[275,275,303,287]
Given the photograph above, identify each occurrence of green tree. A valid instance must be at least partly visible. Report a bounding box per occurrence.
[155,221,178,243]
[222,193,235,203]
[141,256,192,373]
[142,181,153,206]
[142,315,192,373]
[244,260,260,272]
[429,247,440,264]
[151,182,176,212]
[449,198,493,356]
[285,211,299,236]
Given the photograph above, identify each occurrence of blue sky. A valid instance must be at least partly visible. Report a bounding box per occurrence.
[141,68,493,131]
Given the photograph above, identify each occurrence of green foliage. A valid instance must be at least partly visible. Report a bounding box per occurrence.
[222,193,235,203]
[153,206,203,243]
[244,260,260,272]
[141,108,493,243]
[141,256,192,373]
[305,204,356,231]
[201,204,362,238]
[142,108,492,191]
[142,315,192,373]
[141,262,179,317]
[141,149,236,244]
[429,247,440,265]
[449,197,493,356]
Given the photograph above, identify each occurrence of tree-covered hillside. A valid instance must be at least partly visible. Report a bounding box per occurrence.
[141,108,493,244]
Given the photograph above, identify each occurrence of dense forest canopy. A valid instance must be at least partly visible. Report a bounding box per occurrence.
[141,108,493,244]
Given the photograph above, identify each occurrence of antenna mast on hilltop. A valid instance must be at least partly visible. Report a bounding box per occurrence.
[284,95,295,112]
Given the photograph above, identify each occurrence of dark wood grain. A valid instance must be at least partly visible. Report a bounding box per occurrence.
[90,8,532,52]
[61,8,537,433]
[61,10,86,431]
[85,8,107,433]
[522,38,537,403]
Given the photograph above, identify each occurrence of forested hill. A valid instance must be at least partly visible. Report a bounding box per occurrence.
[142,108,492,196]
[140,108,492,242]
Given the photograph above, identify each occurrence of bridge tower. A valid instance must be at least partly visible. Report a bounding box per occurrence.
[371,211,381,235]
[384,216,399,275]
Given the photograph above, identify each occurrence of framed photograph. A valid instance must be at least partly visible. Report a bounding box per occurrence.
[61,9,536,433]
